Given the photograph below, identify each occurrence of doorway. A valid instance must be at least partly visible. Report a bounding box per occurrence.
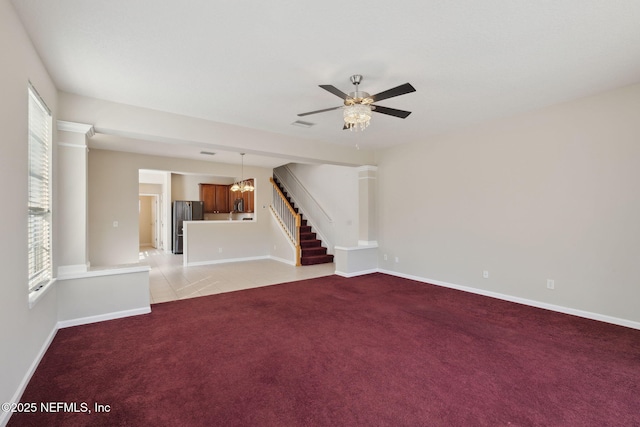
[139,194,162,249]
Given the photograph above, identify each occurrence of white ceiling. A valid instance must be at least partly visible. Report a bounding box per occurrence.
[11,0,640,166]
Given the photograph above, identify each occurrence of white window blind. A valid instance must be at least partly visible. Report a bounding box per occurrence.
[28,84,52,292]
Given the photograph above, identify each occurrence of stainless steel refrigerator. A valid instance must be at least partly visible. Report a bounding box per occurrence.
[172,201,204,254]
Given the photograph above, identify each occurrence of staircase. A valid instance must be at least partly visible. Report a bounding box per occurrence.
[273,177,334,266]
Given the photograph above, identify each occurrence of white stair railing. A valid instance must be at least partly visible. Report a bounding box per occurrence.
[270,178,301,266]
[273,165,334,254]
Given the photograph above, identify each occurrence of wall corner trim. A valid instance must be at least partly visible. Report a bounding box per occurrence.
[57,120,95,137]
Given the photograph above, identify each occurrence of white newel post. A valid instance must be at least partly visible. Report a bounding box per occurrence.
[57,121,95,276]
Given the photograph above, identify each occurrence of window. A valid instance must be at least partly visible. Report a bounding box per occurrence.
[28,83,53,292]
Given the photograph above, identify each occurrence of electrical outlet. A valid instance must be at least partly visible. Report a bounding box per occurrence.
[113,221,118,228]
[547,279,555,290]
[395,257,399,263]
[383,254,388,261]
[483,271,489,279]
[218,247,223,253]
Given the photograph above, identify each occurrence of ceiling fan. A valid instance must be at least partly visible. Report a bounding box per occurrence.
[298,75,416,131]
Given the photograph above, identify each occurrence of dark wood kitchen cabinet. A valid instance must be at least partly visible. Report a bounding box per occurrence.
[199,184,230,213]
[215,185,229,213]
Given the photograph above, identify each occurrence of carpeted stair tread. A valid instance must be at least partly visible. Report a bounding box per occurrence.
[300,254,334,265]
[300,239,322,248]
[302,246,327,256]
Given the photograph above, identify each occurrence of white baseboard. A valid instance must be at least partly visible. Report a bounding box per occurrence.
[57,306,151,329]
[1,324,58,427]
[377,269,640,331]
[185,255,270,267]
[269,255,296,266]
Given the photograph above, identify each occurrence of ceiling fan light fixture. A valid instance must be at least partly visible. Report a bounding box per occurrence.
[298,75,415,131]
[343,104,372,132]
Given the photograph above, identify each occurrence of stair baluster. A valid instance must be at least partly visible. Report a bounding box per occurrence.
[270,176,334,266]
[270,177,302,266]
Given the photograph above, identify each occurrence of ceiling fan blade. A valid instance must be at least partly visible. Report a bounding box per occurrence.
[319,85,350,100]
[372,105,412,119]
[297,106,342,117]
[369,83,416,103]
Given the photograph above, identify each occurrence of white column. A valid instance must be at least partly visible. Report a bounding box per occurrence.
[56,120,94,276]
[357,165,378,246]
[334,165,378,276]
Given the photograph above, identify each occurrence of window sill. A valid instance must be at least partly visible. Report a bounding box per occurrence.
[29,278,56,309]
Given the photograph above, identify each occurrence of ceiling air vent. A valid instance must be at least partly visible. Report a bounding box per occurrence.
[291,120,314,128]
[200,151,216,156]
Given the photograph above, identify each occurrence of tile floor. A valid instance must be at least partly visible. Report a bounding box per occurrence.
[139,246,336,304]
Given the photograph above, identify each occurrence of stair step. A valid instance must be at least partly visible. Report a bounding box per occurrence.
[300,232,316,240]
[302,246,327,256]
[274,177,332,266]
[300,239,322,248]
[300,254,334,265]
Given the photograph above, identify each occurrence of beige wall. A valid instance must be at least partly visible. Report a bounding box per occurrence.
[268,212,296,264]
[139,196,153,245]
[171,173,234,202]
[376,83,640,323]
[88,149,274,266]
[139,183,162,194]
[0,1,59,420]
[286,163,360,247]
[56,269,150,324]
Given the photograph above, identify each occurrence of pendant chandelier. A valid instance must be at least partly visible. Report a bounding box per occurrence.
[230,153,254,192]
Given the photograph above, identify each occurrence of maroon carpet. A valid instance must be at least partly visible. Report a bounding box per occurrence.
[8,273,640,426]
